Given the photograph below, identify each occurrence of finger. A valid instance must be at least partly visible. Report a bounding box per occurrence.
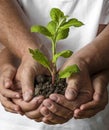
[34,117,43,122]
[25,104,43,119]
[50,94,77,110]
[42,98,73,119]
[0,94,21,113]
[4,106,24,115]
[65,75,81,100]
[80,76,108,110]
[2,66,16,89]
[42,118,57,125]
[80,90,108,111]
[92,73,108,102]
[0,88,21,98]
[74,108,104,119]
[41,106,68,124]
[13,96,44,112]
[0,68,21,98]
[4,107,19,114]
[16,67,35,101]
[50,93,91,111]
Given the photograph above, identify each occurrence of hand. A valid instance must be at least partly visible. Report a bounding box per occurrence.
[74,70,109,119]
[0,64,21,113]
[40,70,109,124]
[61,57,93,101]
[39,97,73,124]
[39,57,94,124]
[40,87,93,125]
[11,76,45,121]
[12,81,44,122]
[13,95,45,122]
[16,53,49,102]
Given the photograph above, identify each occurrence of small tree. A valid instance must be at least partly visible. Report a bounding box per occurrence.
[29,8,84,84]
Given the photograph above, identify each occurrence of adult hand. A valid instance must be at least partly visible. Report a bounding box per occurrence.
[40,70,109,124]
[39,54,98,124]
[16,53,49,102]
[39,58,94,124]
[61,57,93,101]
[74,70,108,119]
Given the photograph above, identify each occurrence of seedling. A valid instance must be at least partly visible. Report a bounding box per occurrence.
[29,8,84,85]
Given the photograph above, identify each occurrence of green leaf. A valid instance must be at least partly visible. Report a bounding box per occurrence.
[56,28,69,41]
[53,50,73,63]
[59,64,80,78]
[60,18,84,30]
[50,8,64,23]
[31,25,52,37]
[29,48,50,69]
[47,21,57,35]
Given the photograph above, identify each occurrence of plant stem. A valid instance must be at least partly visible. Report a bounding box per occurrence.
[51,18,65,84]
[51,63,57,84]
[51,41,57,84]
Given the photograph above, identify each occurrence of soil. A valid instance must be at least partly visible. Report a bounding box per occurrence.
[34,75,67,98]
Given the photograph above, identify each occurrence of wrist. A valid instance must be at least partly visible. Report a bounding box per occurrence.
[72,43,103,75]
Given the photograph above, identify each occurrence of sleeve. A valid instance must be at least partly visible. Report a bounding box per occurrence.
[99,0,109,24]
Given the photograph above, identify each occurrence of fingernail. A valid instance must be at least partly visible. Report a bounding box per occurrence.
[15,94,20,98]
[50,95,57,102]
[44,102,51,108]
[65,89,77,100]
[23,92,33,101]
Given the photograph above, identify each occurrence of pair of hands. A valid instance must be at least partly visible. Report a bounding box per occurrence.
[0,53,108,125]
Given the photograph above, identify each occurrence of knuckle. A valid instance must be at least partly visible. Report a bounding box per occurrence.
[2,92,7,97]
[56,96,64,105]
[51,105,58,113]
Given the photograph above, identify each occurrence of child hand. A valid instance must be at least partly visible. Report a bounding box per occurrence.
[0,64,21,113]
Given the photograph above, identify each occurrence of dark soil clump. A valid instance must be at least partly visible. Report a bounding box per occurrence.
[35,75,67,98]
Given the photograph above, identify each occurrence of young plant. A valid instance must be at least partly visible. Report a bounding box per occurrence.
[29,8,84,84]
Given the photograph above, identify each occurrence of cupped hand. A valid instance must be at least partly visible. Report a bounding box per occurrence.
[74,70,109,119]
[15,53,49,102]
[0,64,21,113]
[61,57,93,101]
[11,77,45,121]
[40,70,109,124]
[39,57,94,124]
[13,95,45,122]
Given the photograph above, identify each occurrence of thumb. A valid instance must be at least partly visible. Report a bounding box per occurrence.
[16,68,35,102]
[65,75,80,100]
[93,72,108,101]
[3,66,16,89]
